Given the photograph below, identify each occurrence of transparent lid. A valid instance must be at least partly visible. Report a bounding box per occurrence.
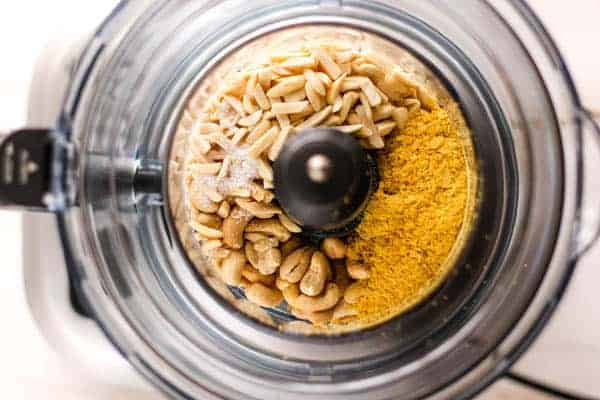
[58,1,587,399]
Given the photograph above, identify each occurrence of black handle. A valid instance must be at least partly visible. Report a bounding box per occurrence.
[0,129,59,212]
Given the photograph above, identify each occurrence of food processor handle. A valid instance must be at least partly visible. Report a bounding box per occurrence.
[577,110,600,256]
[0,128,69,212]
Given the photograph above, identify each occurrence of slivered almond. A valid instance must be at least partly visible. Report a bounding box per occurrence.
[256,158,274,182]
[356,105,377,137]
[305,83,325,112]
[218,156,232,179]
[373,104,395,121]
[200,184,224,202]
[281,56,317,70]
[360,78,383,107]
[332,96,343,113]
[263,180,274,190]
[327,72,347,105]
[276,112,291,129]
[366,134,385,149]
[339,62,352,75]
[336,125,363,134]
[191,135,211,154]
[272,66,293,76]
[242,94,258,114]
[209,132,233,150]
[347,112,360,125]
[339,91,360,122]
[353,63,385,81]
[296,106,333,129]
[324,115,342,126]
[229,187,252,198]
[245,73,259,96]
[283,89,307,103]
[340,77,367,92]
[314,49,342,79]
[359,92,373,120]
[304,69,326,96]
[316,72,332,87]
[253,84,271,110]
[377,120,397,136]
[258,68,273,90]
[238,110,263,127]
[248,126,279,158]
[270,51,310,62]
[272,101,310,115]
[246,119,272,144]
[224,95,245,115]
[231,127,249,145]
[267,75,306,98]
[193,122,220,135]
[268,126,292,161]
[189,162,222,175]
[334,50,359,64]
[392,107,409,130]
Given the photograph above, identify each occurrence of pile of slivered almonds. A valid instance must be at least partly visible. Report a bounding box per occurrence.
[183,43,437,325]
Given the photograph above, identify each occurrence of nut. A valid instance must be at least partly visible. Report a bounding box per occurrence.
[321,237,346,260]
[281,236,303,257]
[245,283,283,307]
[347,262,370,280]
[333,260,351,292]
[217,201,231,219]
[244,232,270,242]
[189,221,223,239]
[279,247,313,283]
[300,251,330,296]
[278,213,302,233]
[291,307,334,324]
[222,207,253,249]
[283,283,341,313]
[235,198,281,219]
[332,300,357,320]
[245,242,260,270]
[344,281,367,304]
[275,277,293,291]
[192,212,222,229]
[245,218,291,242]
[256,247,282,275]
[253,238,279,253]
[242,264,276,286]
[221,250,246,286]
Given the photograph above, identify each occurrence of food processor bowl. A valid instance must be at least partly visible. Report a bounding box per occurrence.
[1,1,599,399]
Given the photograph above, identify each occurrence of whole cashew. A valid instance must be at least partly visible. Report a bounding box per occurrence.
[256,247,282,275]
[344,281,367,304]
[245,218,292,242]
[245,242,260,270]
[291,307,334,324]
[221,250,247,286]
[283,283,341,312]
[300,251,330,296]
[223,207,253,249]
[279,247,313,283]
[281,236,303,257]
[235,198,282,219]
[242,264,276,286]
[321,237,346,260]
[347,262,370,280]
[245,283,283,307]
[332,300,357,320]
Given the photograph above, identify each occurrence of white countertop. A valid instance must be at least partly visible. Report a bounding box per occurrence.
[0,1,598,399]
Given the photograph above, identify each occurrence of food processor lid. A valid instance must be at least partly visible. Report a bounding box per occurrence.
[2,0,599,399]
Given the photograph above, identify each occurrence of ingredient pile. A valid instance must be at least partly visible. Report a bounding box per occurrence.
[179,35,475,331]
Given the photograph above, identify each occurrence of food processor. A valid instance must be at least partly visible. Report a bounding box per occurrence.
[2,1,600,399]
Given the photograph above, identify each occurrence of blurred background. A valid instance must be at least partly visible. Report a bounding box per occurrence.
[0,1,598,399]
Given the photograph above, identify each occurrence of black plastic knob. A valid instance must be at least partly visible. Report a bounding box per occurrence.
[274,128,377,233]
